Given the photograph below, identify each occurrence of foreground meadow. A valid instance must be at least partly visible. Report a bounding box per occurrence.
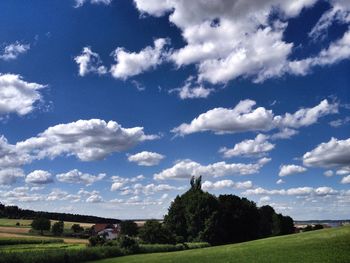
[90,226,350,263]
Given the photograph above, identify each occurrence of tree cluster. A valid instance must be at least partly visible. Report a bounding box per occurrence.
[0,203,119,224]
[164,176,295,245]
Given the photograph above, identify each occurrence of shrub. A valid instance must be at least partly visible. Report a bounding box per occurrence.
[88,235,106,247]
[116,235,139,253]
[51,221,64,236]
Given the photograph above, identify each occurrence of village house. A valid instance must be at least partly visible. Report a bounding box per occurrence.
[92,223,121,240]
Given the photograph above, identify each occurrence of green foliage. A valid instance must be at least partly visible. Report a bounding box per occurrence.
[139,220,175,244]
[0,246,123,263]
[0,238,63,246]
[120,220,138,236]
[30,217,51,235]
[89,235,106,247]
[115,235,139,253]
[71,224,84,233]
[51,221,64,236]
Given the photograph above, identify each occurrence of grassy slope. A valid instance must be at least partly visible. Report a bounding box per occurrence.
[92,226,350,263]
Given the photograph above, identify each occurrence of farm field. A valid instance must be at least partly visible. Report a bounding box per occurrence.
[90,226,350,263]
[0,218,94,229]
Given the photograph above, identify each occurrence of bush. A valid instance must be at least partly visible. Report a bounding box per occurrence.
[31,217,51,235]
[88,235,106,247]
[115,235,139,253]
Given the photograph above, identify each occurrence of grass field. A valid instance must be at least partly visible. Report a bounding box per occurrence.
[90,226,350,263]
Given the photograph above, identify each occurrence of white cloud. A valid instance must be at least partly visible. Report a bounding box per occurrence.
[341,175,350,184]
[202,179,252,191]
[0,168,24,185]
[0,136,31,168]
[303,137,350,168]
[0,42,30,60]
[86,194,103,203]
[110,38,169,80]
[16,119,158,162]
[324,170,334,177]
[279,164,307,177]
[289,29,350,75]
[75,0,112,8]
[25,170,53,185]
[0,74,46,116]
[329,117,350,127]
[270,128,299,140]
[56,169,105,185]
[127,151,165,166]
[154,157,270,180]
[134,0,319,84]
[260,196,271,203]
[169,77,214,99]
[220,134,275,158]
[276,178,285,184]
[74,47,107,76]
[110,174,145,191]
[244,186,337,196]
[172,99,337,136]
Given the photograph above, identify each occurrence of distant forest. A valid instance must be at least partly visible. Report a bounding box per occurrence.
[0,203,120,224]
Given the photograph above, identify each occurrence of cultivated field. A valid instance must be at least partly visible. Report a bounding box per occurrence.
[90,226,350,263]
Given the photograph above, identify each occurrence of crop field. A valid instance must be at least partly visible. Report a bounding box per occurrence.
[90,226,350,263]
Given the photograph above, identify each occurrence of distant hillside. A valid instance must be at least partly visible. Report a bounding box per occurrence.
[92,226,350,263]
[0,203,120,224]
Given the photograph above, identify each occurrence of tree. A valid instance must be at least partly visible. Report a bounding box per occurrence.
[31,217,51,235]
[258,205,276,238]
[71,224,84,233]
[139,220,175,244]
[51,221,64,236]
[120,220,138,236]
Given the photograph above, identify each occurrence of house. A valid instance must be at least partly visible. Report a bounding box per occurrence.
[92,223,120,240]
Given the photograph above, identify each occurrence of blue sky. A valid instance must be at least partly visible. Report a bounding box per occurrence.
[0,0,349,220]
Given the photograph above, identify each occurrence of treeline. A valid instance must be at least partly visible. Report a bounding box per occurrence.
[0,203,120,224]
[164,176,294,245]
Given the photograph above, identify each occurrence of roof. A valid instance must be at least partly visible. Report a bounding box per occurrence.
[93,223,115,233]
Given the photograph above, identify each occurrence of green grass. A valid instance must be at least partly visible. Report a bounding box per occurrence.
[90,226,350,263]
[0,243,84,252]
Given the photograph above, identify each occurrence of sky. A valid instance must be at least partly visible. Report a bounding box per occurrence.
[0,0,349,220]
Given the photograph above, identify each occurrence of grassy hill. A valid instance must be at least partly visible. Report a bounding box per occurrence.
[91,226,350,263]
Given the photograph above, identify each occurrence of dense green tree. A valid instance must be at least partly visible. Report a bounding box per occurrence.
[258,205,276,238]
[51,221,64,236]
[279,215,295,235]
[120,220,138,236]
[31,217,51,235]
[139,220,175,244]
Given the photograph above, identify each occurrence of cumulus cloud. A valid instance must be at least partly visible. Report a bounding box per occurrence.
[0,42,30,60]
[341,175,350,184]
[56,169,105,185]
[329,117,350,127]
[127,151,165,166]
[220,134,275,158]
[110,174,145,191]
[74,47,107,76]
[202,179,252,191]
[303,137,350,167]
[279,164,307,177]
[133,0,322,84]
[324,170,334,177]
[25,170,53,184]
[172,99,337,136]
[16,119,158,162]
[0,136,31,168]
[276,178,285,184]
[154,157,270,180]
[270,128,299,140]
[0,74,46,116]
[110,38,169,80]
[0,168,24,185]
[74,0,112,8]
